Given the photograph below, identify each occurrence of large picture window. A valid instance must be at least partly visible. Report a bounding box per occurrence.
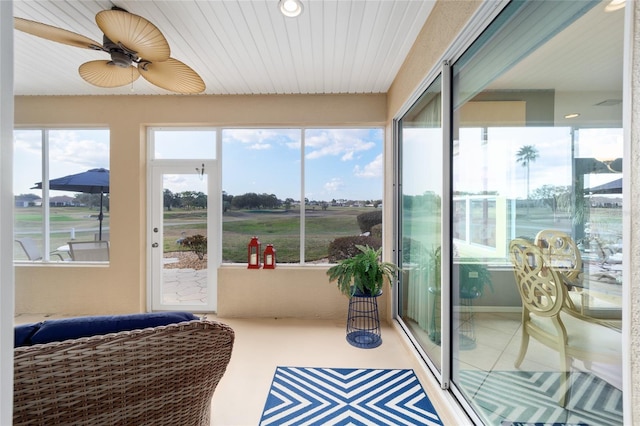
[222,128,383,264]
[14,129,110,262]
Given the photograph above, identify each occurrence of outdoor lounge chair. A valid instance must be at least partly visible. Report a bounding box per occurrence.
[15,237,65,261]
[94,231,110,241]
[592,237,623,283]
[68,240,110,261]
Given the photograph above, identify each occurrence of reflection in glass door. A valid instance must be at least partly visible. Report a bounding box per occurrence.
[150,165,217,312]
[449,1,623,424]
[398,75,443,372]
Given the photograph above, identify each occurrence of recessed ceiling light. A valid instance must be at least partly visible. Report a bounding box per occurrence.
[279,0,303,17]
[605,0,625,12]
[564,113,580,119]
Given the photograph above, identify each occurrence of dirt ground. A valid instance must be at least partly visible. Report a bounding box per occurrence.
[163,251,207,270]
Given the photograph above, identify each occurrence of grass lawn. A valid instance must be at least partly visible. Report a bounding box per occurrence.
[222,207,368,262]
[14,206,109,259]
[15,204,623,264]
[158,206,372,262]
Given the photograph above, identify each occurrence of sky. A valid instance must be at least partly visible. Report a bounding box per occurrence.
[402,126,623,199]
[14,126,622,202]
[14,129,110,197]
[221,128,384,201]
[14,128,385,202]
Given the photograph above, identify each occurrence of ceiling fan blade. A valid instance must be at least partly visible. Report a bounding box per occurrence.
[79,60,140,88]
[96,10,170,62]
[14,17,102,49]
[139,58,205,94]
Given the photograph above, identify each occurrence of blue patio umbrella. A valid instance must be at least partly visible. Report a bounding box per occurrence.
[585,178,622,194]
[33,168,110,239]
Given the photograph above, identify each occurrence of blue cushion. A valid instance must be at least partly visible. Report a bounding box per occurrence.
[28,312,198,346]
[15,322,41,347]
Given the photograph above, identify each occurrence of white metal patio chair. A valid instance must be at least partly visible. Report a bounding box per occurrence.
[15,237,65,261]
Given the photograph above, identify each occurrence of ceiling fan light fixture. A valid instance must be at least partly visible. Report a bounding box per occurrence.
[279,0,303,17]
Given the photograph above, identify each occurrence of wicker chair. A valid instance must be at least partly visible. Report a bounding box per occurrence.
[14,319,235,425]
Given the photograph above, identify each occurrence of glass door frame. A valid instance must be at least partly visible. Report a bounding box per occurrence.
[147,159,220,312]
[393,0,632,423]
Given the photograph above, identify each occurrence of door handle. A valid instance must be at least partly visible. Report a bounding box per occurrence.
[152,243,159,248]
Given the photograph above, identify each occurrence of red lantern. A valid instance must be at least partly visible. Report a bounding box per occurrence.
[263,244,276,269]
[248,236,261,269]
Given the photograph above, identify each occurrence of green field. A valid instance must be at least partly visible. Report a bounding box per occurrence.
[14,206,109,259]
[221,208,367,262]
[14,204,622,263]
[14,205,373,262]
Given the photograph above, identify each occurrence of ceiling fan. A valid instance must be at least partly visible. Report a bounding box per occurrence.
[14,6,206,94]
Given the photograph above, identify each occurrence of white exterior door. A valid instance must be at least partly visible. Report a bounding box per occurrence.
[149,162,218,312]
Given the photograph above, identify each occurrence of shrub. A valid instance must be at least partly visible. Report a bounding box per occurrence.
[356,210,382,233]
[178,234,207,260]
[370,223,382,239]
[328,235,382,262]
[401,237,427,263]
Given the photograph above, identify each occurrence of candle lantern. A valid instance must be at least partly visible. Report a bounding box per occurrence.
[263,244,276,269]
[248,236,261,269]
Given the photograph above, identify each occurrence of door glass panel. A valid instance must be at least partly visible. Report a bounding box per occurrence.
[160,172,209,307]
[451,1,623,424]
[398,75,443,371]
[154,129,216,159]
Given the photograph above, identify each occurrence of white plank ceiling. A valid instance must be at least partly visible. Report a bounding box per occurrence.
[13,0,436,96]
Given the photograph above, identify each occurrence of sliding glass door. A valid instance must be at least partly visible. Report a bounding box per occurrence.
[398,76,443,372]
[397,1,624,423]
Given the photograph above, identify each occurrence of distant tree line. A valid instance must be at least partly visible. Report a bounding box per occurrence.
[164,190,207,210]
[229,192,279,209]
[75,193,110,211]
[165,189,381,212]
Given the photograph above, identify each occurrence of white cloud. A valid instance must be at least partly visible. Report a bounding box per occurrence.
[324,177,345,193]
[354,154,383,178]
[305,129,376,161]
[249,143,271,150]
[223,129,299,151]
[341,151,354,161]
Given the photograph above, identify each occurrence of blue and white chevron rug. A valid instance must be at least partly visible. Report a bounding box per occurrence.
[259,367,443,426]
[460,370,623,426]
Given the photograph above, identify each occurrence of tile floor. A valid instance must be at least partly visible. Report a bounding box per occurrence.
[13,313,470,425]
[14,310,623,425]
[14,266,622,425]
[208,316,468,425]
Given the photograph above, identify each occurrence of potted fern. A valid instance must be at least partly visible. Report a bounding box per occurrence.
[327,244,398,348]
[327,244,398,297]
[457,260,493,299]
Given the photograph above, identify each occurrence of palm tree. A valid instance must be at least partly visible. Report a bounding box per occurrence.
[516,145,539,199]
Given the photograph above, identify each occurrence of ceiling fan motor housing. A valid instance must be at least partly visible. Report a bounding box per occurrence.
[109,51,132,68]
[103,36,136,68]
